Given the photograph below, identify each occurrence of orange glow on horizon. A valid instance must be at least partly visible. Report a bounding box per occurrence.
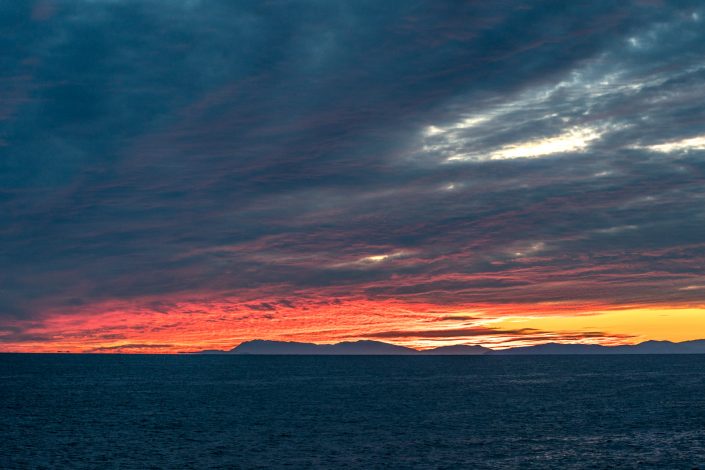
[2,295,705,353]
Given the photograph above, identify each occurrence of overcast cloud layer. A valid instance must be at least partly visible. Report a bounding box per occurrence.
[2,1,705,350]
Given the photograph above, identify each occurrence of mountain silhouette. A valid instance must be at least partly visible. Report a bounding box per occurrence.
[197,339,705,355]
[491,339,705,355]
[422,344,491,355]
[229,339,417,355]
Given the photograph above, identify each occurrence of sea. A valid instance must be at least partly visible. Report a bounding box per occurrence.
[2,354,705,469]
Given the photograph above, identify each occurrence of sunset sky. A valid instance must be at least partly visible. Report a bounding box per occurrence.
[2,0,705,353]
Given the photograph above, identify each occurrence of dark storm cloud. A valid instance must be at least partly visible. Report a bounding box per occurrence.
[2,0,705,329]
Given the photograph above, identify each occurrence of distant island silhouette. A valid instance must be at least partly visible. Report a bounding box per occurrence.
[196,339,705,355]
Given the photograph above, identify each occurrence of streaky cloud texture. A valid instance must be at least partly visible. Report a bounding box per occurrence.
[1,0,705,351]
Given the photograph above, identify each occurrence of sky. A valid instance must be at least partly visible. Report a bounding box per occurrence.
[2,0,705,353]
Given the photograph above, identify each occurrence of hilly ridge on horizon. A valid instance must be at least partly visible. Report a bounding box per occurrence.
[197,339,705,355]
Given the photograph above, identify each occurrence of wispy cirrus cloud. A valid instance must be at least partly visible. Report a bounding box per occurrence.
[358,326,634,348]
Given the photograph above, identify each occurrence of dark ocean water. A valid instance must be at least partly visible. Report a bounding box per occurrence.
[2,355,705,469]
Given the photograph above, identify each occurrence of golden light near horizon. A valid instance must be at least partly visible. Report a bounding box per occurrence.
[491,307,705,346]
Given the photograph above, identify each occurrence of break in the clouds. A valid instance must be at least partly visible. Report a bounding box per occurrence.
[1,0,705,351]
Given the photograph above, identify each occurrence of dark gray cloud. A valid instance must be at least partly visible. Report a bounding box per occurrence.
[87,343,173,352]
[358,326,634,342]
[1,0,705,336]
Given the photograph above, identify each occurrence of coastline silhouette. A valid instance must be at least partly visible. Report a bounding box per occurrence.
[197,339,705,355]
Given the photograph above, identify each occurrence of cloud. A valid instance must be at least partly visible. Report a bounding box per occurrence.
[634,135,705,153]
[432,315,479,322]
[358,326,634,343]
[361,327,539,339]
[1,0,704,350]
[87,343,174,352]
